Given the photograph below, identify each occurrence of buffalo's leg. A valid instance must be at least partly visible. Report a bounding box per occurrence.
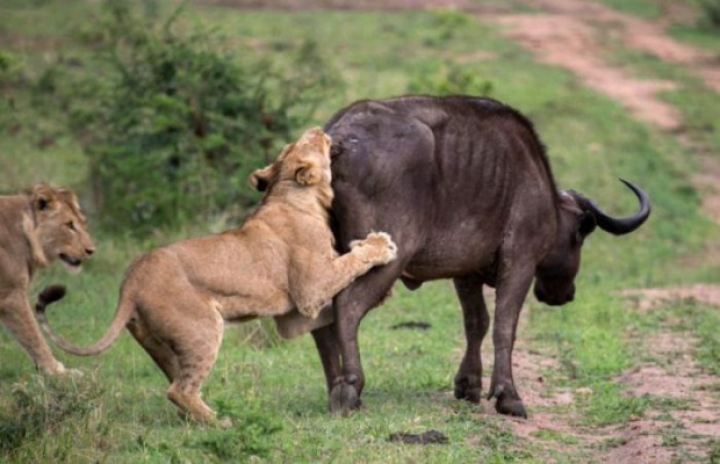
[311,323,341,395]
[453,275,490,404]
[488,266,534,418]
[329,262,402,416]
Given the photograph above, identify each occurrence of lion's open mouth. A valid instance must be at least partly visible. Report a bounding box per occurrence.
[59,254,82,268]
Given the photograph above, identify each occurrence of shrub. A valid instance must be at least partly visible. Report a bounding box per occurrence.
[407,59,494,96]
[699,0,720,30]
[34,0,342,236]
[423,8,473,47]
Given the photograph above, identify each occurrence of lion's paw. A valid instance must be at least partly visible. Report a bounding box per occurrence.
[64,368,84,378]
[43,362,83,378]
[218,417,233,429]
[353,231,397,265]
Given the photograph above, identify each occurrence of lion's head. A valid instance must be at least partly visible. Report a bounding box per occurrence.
[23,184,95,272]
[249,127,333,198]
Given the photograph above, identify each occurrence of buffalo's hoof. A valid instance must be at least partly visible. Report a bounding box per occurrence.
[329,377,362,417]
[488,385,527,419]
[453,375,482,404]
[494,395,527,419]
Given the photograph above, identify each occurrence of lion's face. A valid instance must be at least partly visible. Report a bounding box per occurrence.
[29,184,95,273]
[250,127,333,193]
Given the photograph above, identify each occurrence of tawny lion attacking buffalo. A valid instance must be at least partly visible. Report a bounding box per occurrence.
[35,127,397,425]
[0,184,94,375]
[310,95,650,418]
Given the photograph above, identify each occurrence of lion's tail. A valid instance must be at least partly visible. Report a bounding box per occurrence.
[35,285,134,356]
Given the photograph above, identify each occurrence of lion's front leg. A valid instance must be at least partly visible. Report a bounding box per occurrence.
[0,294,70,375]
[293,232,397,319]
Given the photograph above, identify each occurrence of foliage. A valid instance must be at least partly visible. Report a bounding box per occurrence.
[0,49,25,132]
[699,0,720,30]
[33,0,342,235]
[423,8,474,47]
[407,59,494,96]
[0,50,24,91]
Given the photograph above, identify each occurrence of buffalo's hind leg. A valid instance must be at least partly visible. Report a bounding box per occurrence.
[312,319,361,416]
[329,261,402,416]
[311,323,342,397]
[453,275,490,404]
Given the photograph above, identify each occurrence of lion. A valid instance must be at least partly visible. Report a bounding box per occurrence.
[35,127,397,424]
[0,183,94,375]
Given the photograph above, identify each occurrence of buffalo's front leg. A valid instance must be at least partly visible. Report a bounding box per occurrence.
[453,275,490,404]
[329,262,401,416]
[488,266,534,418]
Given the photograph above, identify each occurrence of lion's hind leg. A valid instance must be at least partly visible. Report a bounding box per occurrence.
[164,310,224,425]
[127,318,180,383]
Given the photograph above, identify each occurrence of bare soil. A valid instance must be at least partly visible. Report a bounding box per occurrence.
[484,2,720,461]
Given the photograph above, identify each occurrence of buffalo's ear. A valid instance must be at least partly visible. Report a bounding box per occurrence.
[577,212,597,239]
[31,184,57,212]
[294,158,323,186]
[249,165,273,192]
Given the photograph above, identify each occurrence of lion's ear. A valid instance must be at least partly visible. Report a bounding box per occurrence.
[294,158,323,186]
[249,165,273,192]
[31,184,57,212]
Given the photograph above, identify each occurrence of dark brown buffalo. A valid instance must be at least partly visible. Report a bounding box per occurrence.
[310,95,650,418]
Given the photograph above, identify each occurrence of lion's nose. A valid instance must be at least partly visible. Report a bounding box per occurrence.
[86,247,95,256]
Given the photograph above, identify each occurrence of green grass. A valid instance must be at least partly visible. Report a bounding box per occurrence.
[593,0,720,58]
[596,0,663,18]
[1,0,720,462]
[638,299,720,376]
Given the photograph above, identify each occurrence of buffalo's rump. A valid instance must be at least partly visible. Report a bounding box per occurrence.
[325,95,556,282]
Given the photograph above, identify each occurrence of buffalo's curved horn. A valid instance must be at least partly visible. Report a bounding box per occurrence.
[569,179,651,235]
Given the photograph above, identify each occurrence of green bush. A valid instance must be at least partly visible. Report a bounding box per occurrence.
[407,59,494,96]
[34,1,342,235]
[0,50,23,88]
[0,49,24,131]
[699,0,720,30]
[422,8,473,47]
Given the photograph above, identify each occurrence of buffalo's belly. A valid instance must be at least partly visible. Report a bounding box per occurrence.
[402,247,498,282]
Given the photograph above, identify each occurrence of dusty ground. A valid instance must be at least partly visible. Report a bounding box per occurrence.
[212,0,720,461]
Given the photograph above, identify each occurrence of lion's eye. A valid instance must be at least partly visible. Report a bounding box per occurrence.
[67,221,76,231]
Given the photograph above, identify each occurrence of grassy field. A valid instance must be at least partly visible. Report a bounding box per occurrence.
[0,0,719,462]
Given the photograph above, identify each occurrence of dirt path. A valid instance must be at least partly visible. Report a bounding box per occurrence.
[481,2,720,462]
[497,317,720,463]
